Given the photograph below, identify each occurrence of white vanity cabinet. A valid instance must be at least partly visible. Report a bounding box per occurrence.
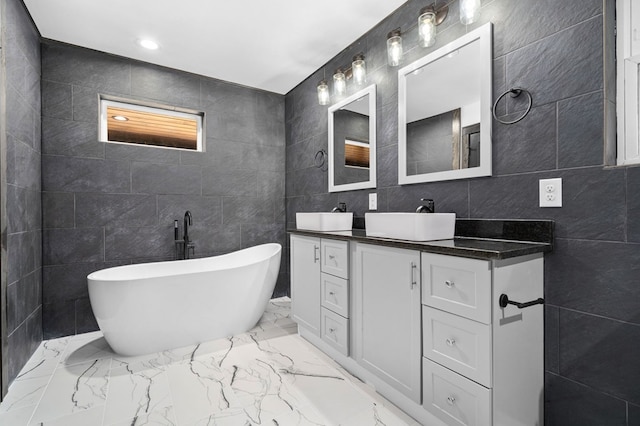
[421,252,544,426]
[290,235,350,355]
[352,243,422,403]
[290,230,546,426]
[290,235,321,335]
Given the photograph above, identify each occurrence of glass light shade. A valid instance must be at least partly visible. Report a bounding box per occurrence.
[418,12,437,47]
[387,34,403,67]
[352,58,367,86]
[460,0,481,25]
[317,80,330,105]
[333,70,346,96]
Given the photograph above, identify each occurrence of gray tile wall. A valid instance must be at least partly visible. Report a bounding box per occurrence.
[41,41,286,339]
[285,0,637,423]
[2,0,43,385]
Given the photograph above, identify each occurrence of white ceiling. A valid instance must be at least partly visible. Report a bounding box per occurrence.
[24,0,407,95]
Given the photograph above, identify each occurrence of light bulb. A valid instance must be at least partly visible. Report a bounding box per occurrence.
[387,30,403,67]
[460,0,481,25]
[333,69,346,96]
[352,55,367,86]
[317,80,330,105]
[418,12,436,47]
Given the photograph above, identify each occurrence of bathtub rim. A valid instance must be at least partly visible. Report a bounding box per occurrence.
[87,242,282,282]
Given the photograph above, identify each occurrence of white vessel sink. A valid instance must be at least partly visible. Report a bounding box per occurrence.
[296,212,353,232]
[365,212,456,241]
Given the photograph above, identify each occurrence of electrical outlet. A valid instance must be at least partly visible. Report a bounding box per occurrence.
[369,193,377,210]
[539,178,562,207]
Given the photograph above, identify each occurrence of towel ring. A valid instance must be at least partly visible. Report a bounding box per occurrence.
[492,88,532,125]
[314,149,328,170]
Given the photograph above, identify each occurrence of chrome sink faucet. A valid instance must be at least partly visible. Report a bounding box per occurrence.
[416,198,435,213]
[332,202,347,213]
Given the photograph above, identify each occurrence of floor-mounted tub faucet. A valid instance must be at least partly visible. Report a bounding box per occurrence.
[184,210,192,245]
[416,198,435,213]
[183,211,195,259]
[174,211,195,260]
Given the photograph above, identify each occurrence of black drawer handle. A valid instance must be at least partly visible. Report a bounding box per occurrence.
[499,294,544,309]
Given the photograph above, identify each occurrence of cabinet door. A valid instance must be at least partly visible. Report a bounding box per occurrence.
[290,235,321,336]
[354,243,422,403]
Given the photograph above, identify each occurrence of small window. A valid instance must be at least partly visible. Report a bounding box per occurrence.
[99,97,204,151]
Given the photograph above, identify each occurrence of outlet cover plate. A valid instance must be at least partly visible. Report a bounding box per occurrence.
[539,178,562,207]
[369,193,377,210]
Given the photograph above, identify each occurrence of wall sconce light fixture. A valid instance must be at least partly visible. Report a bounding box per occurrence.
[418,4,448,48]
[317,80,330,105]
[352,54,367,86]
[387,29,403,67]
[460,0,481,25]
[317,54,367,105]
[333,69,347,96]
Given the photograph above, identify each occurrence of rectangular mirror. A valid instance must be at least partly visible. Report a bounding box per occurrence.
[329,84,377,192]
[398,23,492,184]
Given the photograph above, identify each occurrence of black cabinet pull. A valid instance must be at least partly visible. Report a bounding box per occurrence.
[499,294,544,309]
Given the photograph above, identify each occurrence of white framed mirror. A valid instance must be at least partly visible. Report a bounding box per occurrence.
[398,23,492,184]
[328,84,376,192]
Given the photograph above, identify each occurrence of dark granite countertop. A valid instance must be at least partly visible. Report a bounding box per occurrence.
[288,219,554,261]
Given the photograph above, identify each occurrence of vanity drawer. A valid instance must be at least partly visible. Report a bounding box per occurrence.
[422,253,492,324]
[320,307,349,356]
[423,358,491,426]
[321,239,349,279]
[321,273,349,318]
[423,306,491,387]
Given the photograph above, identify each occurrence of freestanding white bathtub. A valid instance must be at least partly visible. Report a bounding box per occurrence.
[87,243,282,356]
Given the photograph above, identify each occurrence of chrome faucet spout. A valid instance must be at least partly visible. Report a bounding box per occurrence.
[183,211,192,244]
[416,198,435,213]
[332,202,347,213]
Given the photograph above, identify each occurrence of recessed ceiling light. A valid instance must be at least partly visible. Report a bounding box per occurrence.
[112,115,129,121]
[139,39,159,50]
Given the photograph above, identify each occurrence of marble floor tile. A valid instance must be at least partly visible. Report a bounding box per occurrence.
[0,404,37,426]
[0,297,417,426]
[0,376,49,414]
[29,357,111,424]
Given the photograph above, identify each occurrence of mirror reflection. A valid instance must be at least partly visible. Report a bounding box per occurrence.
[328,85,376,192]
[399,23,492,184]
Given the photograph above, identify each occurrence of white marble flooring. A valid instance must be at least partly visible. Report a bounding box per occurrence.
[0,298,419,425]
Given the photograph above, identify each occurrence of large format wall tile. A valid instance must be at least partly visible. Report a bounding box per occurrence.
[131,162,202,195]
[557,92,604,168]
[130,62,201,108]
[42,192,74,229]
[75,193,157,228]
[42,156,130,193]
[544,372,626,426]
[481,0,601,58]
[3,0,42,387]
[43,228,104,265]
[626,166,640,243]
[42,117,102,158]
[545,239,640,324]
[559,310,640,405]
[505,16,602,109]
[469,167,626,241]
[42,43,131,93]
